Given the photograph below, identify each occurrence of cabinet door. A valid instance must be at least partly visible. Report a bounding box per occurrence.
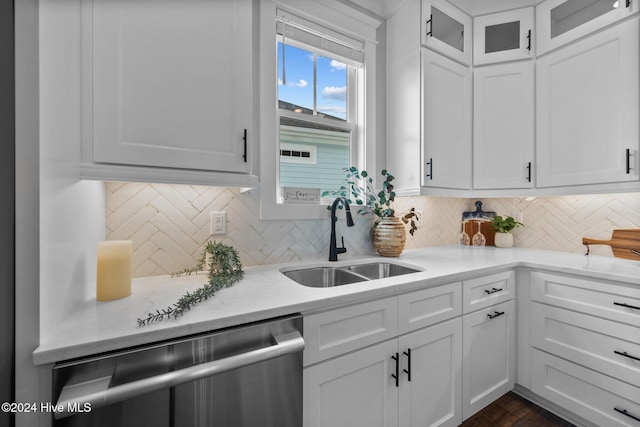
[473,62,534,189]
[536,18,639,188]
[422,49,472,190]
[90,0,252,173]
[536,0,639,55]
[421,0,472,65]
[531,303,640,386]
[462,299,516,420]
[304,340,399,427]
[532,349,640,427]
[398,318,462,427]
[304,297,398,366]
[473,8,534,65]
[398,282,462,335]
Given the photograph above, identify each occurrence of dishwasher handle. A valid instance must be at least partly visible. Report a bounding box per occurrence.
[54,330,304,420]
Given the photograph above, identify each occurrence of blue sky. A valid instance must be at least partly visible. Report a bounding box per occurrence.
[277,42,347,120]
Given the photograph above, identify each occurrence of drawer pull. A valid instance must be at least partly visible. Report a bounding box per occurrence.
[403,349,411,382]
[614,350,640,362]
[391,353,399,387]
[487,311,505,320]
[614,407,640,422]
[614,301,640,310]
[484,287,503,295]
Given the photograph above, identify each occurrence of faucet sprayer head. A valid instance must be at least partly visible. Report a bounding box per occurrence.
[344,205,355,227]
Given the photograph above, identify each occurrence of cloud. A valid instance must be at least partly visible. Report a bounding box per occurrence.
[278,78,308,88]
[322,86,347,101]
[330,59,346,70]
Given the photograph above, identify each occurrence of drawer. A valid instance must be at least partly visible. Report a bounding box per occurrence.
[532,349,640,427]
[463,270,515,314]
[304,297,398,366]
[532,303,640,386]
[531,271,640,326]
[398,281,462,334]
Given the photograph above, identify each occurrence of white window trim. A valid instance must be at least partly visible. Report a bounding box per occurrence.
[259,0,380,220]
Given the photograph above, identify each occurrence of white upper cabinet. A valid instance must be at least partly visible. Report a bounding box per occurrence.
[536,18,639,188]
[82,0,256,185]
[422,49,472,190]
[422,0,472,65]
[474,61,534,189]
[473,8,534,65]
[536,0,639,55]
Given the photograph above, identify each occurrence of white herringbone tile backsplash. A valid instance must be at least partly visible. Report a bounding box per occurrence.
[105,182,640,277]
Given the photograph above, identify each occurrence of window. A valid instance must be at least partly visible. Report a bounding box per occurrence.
[259,1,378,220]
[276,9,363,202]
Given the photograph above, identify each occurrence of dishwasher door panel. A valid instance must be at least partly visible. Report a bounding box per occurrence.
[53,314,303,427]
[174,352,302,427]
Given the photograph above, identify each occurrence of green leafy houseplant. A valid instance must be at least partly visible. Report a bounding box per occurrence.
[490,215,524,233]
[137,241,244,326]
[322,167,419,236]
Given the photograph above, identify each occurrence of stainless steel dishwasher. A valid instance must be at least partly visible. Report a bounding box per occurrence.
[52,314,303,427]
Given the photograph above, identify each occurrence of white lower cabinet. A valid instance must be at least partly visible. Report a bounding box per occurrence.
[304,272,521,426]
[303,281,464,427]
[304,318,462,427]
[528,270,640,426]
[462,299,516,420]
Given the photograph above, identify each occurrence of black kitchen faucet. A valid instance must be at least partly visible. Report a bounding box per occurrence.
[329,197,354,261]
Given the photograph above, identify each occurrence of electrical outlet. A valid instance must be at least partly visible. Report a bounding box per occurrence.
[210,211,227,235]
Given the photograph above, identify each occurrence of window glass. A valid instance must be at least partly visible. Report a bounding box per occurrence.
[316,55,347,121]
[278,43,314,114]
[431,6,465,52]
[277,41,353,202]
[551,0,619,38]
[485,21,520,53]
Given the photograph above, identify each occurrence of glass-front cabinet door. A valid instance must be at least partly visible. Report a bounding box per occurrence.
[536,0,639,55]
[422,0,472,65]
[473,8,534,65]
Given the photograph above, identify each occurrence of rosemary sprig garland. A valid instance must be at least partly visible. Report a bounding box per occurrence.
[137,241,244,326]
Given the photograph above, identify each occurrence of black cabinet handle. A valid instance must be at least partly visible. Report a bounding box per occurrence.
[391,353,399,387]
[484,287,503,295]
[403,349,411,382]
[426,158,433,180]
[614,350,640,362]
[626,149,631,174]
[626,0,631,8]
[526,162,532,182]
[526,30,532,51]
[614,301,640,310]
[614,407,640,422]
[487,311,505,320]
[426,14,433,37]
[242,129,248,163]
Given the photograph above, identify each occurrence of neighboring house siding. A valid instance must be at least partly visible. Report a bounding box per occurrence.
[279,124,349,193]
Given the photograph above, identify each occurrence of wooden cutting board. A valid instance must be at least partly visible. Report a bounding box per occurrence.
[582,229,640,260]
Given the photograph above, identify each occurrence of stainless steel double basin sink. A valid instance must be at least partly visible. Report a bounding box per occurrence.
[282,262,421,288]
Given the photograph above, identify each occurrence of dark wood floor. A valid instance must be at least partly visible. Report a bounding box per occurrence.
[460,392,576,427]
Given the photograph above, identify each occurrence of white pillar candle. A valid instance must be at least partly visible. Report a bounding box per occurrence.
[96,240,132,301]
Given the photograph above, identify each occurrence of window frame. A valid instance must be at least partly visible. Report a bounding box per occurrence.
[259,0,380,220]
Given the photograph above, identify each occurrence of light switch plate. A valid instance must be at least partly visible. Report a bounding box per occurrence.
[210,211,227,235]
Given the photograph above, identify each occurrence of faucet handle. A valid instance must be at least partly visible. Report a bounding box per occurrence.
[337,237,347,255]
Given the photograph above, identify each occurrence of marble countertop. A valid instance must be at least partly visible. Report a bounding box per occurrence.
[33,246,640,365]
